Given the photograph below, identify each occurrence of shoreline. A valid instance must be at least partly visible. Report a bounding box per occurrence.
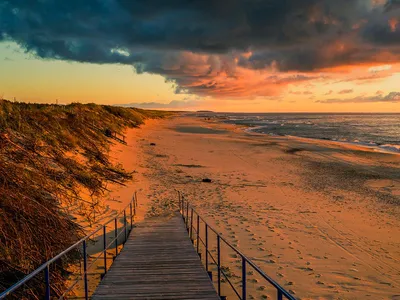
[203,112,400,155]
[241,124,400,155]
[98,114,400,299]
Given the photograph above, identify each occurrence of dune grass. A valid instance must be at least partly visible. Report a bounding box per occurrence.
[0,100,170,298]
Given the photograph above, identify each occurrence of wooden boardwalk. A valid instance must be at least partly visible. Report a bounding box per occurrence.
[92,214,219,299]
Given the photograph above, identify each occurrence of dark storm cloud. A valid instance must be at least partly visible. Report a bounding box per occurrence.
[1,0,397,60]
[0,0,399,96]
[361,1,400,46]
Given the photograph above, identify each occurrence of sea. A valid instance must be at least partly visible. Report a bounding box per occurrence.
[210,113,400,153]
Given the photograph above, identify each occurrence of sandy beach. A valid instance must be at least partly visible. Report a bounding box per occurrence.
[104,114,400,299]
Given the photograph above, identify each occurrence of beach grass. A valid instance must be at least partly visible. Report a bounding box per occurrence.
[0,100,170,298]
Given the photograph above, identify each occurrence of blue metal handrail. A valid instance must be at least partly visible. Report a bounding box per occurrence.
[0,193,138,299]
[178,191,296,300]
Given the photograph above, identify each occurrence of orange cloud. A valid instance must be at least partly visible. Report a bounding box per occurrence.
[389,18,399,32]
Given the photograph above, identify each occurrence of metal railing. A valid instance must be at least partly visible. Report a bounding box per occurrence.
[178,192,296,300]
[0,193,139,300]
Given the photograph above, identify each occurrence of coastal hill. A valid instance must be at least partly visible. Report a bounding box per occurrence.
[0,100,169,298]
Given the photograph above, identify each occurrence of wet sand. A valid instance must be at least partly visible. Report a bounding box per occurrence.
[104,114,400,299]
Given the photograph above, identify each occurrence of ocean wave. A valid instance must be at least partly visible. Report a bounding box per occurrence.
[228,113,400,153]
[379,144,400,153]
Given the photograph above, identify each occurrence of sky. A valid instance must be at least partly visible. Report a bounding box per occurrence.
[0,0,399,112]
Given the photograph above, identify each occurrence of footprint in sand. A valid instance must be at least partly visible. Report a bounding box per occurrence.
[327,284,336,289]
[298,266,313,271]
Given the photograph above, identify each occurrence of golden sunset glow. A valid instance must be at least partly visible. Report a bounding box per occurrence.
[0,0,399,112]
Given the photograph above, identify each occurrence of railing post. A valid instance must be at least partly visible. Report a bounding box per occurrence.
[130,201,133,230]
[124,209,127,243]
[242,256,247,300]
[205,224,209,272]
[133,195,136,216]
[83,240,88,300]
[44,264,50,300]
[217,235,221,296]
[277,290,283,300]
[190,208,194,242]
[196,214,200,254]
[135,191,138,207]
[114,218,118,257]
[132,195,136,216]
[103,225,107,274]
[186,202,189,229]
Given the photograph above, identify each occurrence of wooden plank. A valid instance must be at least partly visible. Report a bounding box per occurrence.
[92,214,219,299]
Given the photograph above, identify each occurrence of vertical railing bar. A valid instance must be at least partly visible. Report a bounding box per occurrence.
[217,235,221,296]
[130,201,133,230]
[44,264,50,300]
[181,197,185,222]
[205,223,209,271]
[114,218,118,257]
[190,208,194,242]
[183,198,186,222]
[124,209,127,243]
[278,290,283,300]
[133,195,136,216]
[196,214,200,254]
[83,240,88,300]
[103,225,107,274]
[186,201,189,230]
[242,256,247,300]
[135,191,138,207]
